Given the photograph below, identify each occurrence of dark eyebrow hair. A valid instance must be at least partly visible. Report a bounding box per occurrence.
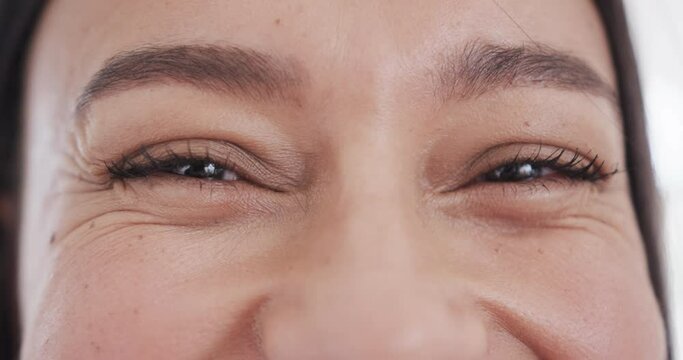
[438,41,617,104]
[76,44,303,113]
[76,42,615,116]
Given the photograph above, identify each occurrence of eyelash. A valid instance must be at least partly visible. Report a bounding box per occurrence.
[107,147,244,182]
[106,145,617,191]
[477,148,617,185]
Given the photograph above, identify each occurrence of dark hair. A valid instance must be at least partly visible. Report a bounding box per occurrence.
[0,0,670,358]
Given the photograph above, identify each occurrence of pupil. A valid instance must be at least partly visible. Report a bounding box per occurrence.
[174,161,223,179]
[486,163,541,182]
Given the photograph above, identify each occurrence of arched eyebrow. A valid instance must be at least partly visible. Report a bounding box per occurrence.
[75,41,617,116]
[75,44,304,114]
[437,41,617,105]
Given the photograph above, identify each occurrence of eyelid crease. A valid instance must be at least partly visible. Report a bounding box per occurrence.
[436,143,619,193]
[106,139,304,192]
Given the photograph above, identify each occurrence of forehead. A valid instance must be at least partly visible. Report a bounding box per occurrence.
[29,0,615,110]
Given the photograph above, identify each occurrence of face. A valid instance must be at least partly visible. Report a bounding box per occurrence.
[18,0,665,358]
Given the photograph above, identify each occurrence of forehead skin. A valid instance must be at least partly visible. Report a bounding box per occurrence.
[28,0,616,110]
[20,0,665,359]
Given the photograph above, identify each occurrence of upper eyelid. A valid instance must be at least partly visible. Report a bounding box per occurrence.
[108,154,238,178]
[106,139,303,191]
[483,153,612,180]
[472,144,608,173]
[108,141,617,192]
[434,143,618,192]
[479,148,611,177]
[110,147,254,179]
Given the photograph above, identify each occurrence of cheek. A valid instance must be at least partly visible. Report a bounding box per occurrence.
[478,228,666,358]
[429,178,666,358]
[22,199,666,359]
[23,227,274,360]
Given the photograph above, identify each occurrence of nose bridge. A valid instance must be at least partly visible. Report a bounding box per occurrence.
[322,117,421,275]
[309,181,421,299]
[256,120,488,359]
[293,106,428,311]
[295,96,438,320]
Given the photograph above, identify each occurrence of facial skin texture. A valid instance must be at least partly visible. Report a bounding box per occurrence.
[19,0,665,359]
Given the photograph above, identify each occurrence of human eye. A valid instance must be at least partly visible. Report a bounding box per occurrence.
[432,143,622,222]
[97,138,307,220]
[105,139,300,193]
[479,147,617,185]
[435,142,621,202]
[108,148,241,182]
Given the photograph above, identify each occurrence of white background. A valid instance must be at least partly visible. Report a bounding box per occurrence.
[624,0,683,356]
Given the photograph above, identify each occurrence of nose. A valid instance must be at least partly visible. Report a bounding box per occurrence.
[259,273,488,360]
[257,188,488,360]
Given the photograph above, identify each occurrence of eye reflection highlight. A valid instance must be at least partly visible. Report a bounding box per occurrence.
[171,161,240,181]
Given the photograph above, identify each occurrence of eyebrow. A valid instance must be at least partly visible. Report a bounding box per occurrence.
[437,41,617,104]
[76,44,303,113]
[76,41,616,115]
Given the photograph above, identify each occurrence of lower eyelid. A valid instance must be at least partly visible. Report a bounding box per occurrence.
[471,176,580,193]
[119,171,247,187]
[108,173,292,219]
[431,177,605,225]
